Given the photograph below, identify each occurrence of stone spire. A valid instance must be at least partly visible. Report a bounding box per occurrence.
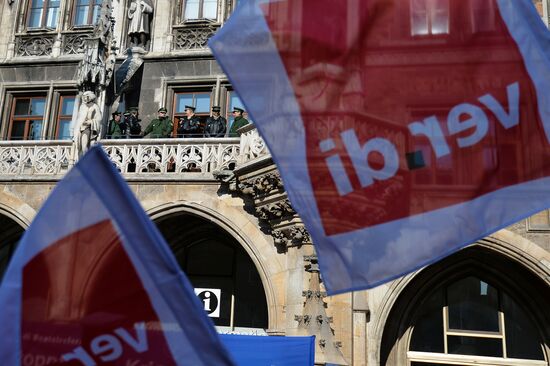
[296,255,348,365]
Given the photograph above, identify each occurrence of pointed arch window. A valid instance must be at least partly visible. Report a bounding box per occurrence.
[408,276,546,365]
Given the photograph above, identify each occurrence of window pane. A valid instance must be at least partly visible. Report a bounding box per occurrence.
[409,289,445,353]
[411,0,428,35]
[203,0,217,19]
[10,121,26,140]
[176,94,194,113]
[75,6,90,25]
[58,119,73,140]
[229,93,244,111]
[30,120,43,140]
[228,92,245,128]
[431,0,449,35]
[195,93,211,112]
[28,9,43,27]
[61,97,75,115]
[184,0,200,19]
[502,292,545,360]
[46,6,59,28]
[30,99,45,116]
[31,0,44,7]
[447,277,499,332]
[447,336,503,357]
[14,99,30,116]
[92,4,101,24]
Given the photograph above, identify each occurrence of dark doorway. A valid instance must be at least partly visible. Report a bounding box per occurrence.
[155,213,269,330]
[0,213,25,281]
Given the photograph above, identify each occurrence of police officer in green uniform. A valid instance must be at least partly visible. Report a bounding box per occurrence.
[107,111,126,139]
[143,107,173,138]
[229,107,249,136]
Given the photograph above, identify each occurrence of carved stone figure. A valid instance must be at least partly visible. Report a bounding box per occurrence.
[74,91,102,157]
[128,0,153,48]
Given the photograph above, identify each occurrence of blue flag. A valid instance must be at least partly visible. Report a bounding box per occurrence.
[0,145,235,365]
[210,0,550,294]
[220,334,315,366]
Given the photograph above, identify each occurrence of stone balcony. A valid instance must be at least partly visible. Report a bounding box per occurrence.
[0,125,269,182]
[0,124,347,363]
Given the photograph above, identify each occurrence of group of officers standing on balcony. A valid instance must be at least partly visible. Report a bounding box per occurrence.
[106,105,249,139]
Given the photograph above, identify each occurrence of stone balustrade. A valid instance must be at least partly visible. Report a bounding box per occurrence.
[238,123,270,165]
[0,140,73,179]
[0,125,270,181]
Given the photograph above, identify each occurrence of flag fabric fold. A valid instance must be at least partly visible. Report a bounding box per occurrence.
[210,0,550,294]
[0,145,235,365]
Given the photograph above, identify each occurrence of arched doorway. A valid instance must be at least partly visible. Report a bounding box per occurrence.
[0,213,25,281]
[154,212,269,332]
[381,246,550,366]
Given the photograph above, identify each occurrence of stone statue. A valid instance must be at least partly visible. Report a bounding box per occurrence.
[74,91,102,157]
[128,0,153,48]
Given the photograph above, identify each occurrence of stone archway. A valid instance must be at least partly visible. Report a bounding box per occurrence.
[369,229,550,366]
[379,243,550,366]
[148,203,274,333]
[0,204,30,281]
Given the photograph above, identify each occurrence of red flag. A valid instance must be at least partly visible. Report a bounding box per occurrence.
[0,146,236,365]
[210,0,550,293]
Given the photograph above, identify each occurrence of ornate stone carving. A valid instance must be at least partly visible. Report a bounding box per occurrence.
[76,0,116,92]
[256,198,295,221]
[102,139,239,174]
[271,225,311,252]
[0,142,72,176]
[271,229,288,251]
[74,91,102,157]
[302,290,327,300]
[239,125,269,163]
[0,140,238,179]
[173,25,219,50]
[290,226,311,244]
[115,47,145,97]
[127,0,154,49]
[238,172,283,197]
[15,34,55,57]
[63,32,92,55]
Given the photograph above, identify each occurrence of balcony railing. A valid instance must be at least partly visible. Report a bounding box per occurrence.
[0,126,269,181]
[0,140,73,179]
[102,137,239,180]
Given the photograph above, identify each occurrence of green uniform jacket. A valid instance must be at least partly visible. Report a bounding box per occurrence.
[144,117,173,138]
[107,119,126,139]
[229,116,249,136]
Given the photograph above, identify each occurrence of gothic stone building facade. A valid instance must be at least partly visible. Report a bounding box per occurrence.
[0,0,550,365]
